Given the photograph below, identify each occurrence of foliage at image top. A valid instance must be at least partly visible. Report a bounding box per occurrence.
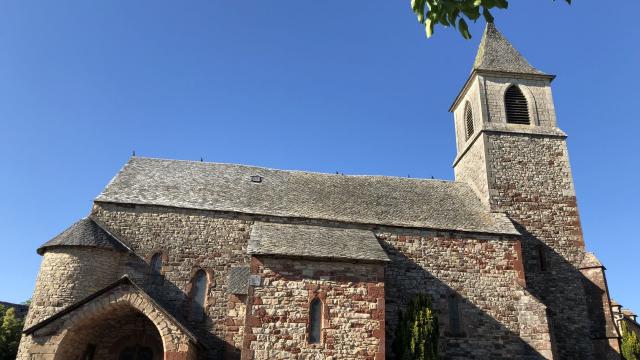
[410,0,571,39]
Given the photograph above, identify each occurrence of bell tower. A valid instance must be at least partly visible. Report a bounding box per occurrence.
[450,24,621,359]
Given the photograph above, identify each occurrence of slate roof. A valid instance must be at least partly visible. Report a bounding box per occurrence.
[96,157,519,235]
[227,266,250,295]
[249,222,390,262]
[37,218,129,255]
[473,23,547,76]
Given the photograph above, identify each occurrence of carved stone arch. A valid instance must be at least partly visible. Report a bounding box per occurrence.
[20,278,198,360]
[184,267,214,321]
[147,249,169,275]
[185,267,215,297]
[53,289,192,358]
[499,83,540,126]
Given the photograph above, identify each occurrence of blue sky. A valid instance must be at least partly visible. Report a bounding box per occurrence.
[1,1,638,313]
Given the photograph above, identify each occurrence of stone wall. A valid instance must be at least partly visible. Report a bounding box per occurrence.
[92,202,252,359]
[378,228,552,359]
[580,260,621,359]
[23,247,121,328]
[484,131,600,359]
[453,76,484,152]
[21,201,566,360]
[243,256,385,360]
[453,134,490,207]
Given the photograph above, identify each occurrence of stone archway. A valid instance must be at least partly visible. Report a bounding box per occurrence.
[19,277,198,360]
[54,303,164,360]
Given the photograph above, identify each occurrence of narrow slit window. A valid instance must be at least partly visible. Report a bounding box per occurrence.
[464,101,474,140]
[537,245,547,272]
[505,85,530,125]
[308,298,322,344]
[448,295,461,335]
[190,270,208,321]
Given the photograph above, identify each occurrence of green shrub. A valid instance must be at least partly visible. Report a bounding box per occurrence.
[622,321,640,360]
[0,304,24,360]
[393,294,439,360]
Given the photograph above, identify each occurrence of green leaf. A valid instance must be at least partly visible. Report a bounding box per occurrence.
[458,18,472,39]
[495,0,509,9]
[482,7,494,23]
[425,18,435,38]
[462,6,481,21]
[412,0,427,23]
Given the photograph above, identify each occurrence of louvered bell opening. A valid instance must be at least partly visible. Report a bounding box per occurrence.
[505,86,530,125]
[464,102,474,139]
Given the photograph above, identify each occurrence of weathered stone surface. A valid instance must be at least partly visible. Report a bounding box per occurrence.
[452,32,621,358]
[244,257,385,360]
[379,229,551,359]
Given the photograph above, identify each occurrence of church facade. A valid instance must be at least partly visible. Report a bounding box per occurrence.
[18,24,621,360]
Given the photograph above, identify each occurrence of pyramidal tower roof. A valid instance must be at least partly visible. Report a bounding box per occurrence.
[473,23,547,75]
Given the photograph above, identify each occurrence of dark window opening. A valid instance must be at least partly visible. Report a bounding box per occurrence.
[308,298,322,344]
[538,245,547,272]
[464,101,474,140]
[448,295,462,336]
[82,343,96,360]
[119,345,153,360]
[505,85,531,125]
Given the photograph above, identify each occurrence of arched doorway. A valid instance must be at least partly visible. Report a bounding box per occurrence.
[55,303,163,360]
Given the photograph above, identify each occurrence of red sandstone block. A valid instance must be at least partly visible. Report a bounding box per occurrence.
[367,284,384,298]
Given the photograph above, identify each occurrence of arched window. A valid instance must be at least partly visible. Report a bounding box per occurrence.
[189,270,208,321]
[448,295,462,336]
[150,252,163,274]
[505,85,531,125]
[308,298,323,344]
[464,101,474,139]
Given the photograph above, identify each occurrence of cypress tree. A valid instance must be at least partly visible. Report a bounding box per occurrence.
[621,321,640,360]
[393,294,439,360]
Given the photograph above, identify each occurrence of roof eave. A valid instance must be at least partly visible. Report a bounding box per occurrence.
[250,252,390,264]
[94,200,520,237]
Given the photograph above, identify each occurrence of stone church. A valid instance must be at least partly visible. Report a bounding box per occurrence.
[18,24,622,359]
